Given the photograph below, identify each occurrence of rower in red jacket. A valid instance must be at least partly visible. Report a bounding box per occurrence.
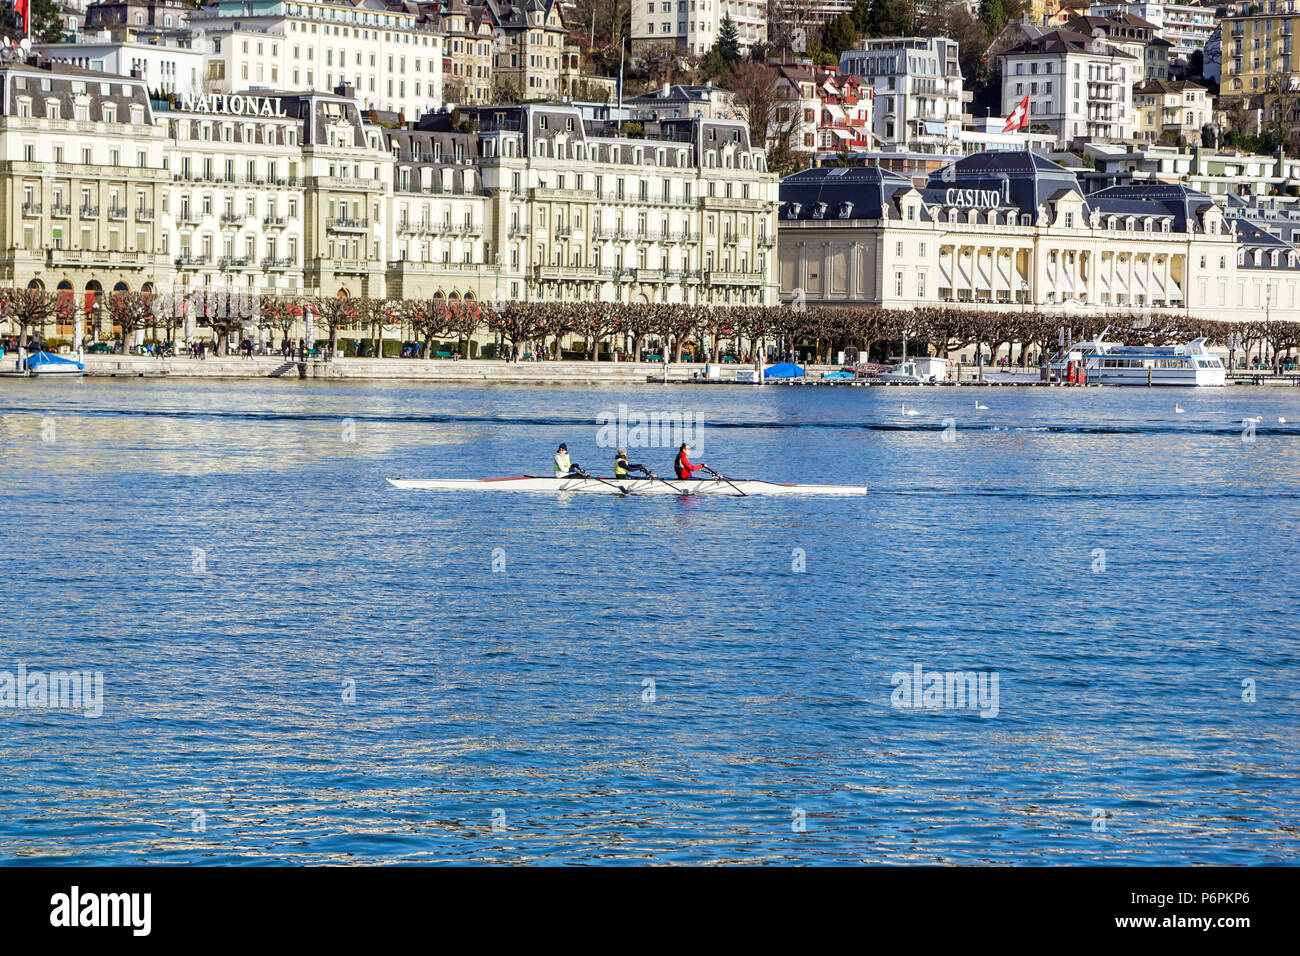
[674,442,705,480]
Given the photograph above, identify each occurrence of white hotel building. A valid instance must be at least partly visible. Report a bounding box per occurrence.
[188,0,444,119]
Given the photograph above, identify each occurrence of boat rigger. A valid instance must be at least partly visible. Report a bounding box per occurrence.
[386,476,867,497]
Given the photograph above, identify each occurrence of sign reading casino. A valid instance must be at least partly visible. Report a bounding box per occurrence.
[180,94,287,117]
[944,188,1004,208]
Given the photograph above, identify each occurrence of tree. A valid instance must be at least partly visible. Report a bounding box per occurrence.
[1,287,62,349]
[725,60,800,174]
[979,0,1007,39]
[718,16,742,63]
[31,0,66,43]
[106,291,150,354]
[444,300,484,359]
[311,296,356,356]
[401,298,446,358]
[821,14,858,61]
[923,3,989,87]
[867,0,915,38]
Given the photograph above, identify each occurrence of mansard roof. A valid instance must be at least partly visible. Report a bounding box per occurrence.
[923,150,1084,216]
[779,166,921,221]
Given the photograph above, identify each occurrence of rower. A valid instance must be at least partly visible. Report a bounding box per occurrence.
[673,442,706,480]
[614,447,649,479]
[553,442,583,477]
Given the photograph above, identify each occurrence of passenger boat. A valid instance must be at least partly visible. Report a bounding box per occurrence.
[874,356,953,384]
[387,476,868,496]
[1053,337,1225,386]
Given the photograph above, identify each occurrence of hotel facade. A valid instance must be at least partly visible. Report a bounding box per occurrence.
[778,152,1300,324]
[0,60,778,345]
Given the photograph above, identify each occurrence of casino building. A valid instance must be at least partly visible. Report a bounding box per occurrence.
[778,151,1300,324]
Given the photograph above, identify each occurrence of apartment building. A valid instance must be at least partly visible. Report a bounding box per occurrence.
[1132,78,1211,144]
[1088,2,1218,66]
[1000,29,1137,148]
[1067,11,1173,79]
[838,37,966,155]
[35,37,204,96]
[1220,0,1300,123]
[631,0,768,57]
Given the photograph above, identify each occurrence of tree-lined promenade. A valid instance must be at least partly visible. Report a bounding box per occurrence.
[4,290,1300,366]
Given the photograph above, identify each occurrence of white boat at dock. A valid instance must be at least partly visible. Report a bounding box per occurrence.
[1054,337,1225,387]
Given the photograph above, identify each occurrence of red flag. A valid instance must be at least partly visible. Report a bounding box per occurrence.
[15,0,29,35]
[1002,94,1029,133]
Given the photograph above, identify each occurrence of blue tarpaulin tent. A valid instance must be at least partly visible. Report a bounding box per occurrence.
[763,362,805,379]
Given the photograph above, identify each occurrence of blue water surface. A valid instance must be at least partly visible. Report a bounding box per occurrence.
[0,377,1297,864]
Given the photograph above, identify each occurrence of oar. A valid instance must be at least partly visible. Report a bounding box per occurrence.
[640,468,689,495]
[701,465,748,497]
[572,467,631,497]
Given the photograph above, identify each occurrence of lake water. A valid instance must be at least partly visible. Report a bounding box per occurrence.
[1,377,1297,864]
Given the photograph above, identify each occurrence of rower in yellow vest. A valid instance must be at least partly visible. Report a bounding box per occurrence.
[614,447,650,479]
[553,443,583,477]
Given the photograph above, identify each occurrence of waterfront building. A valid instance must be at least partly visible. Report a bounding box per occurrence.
[999,29,1137,148]
[630,0,767,57]
[838,37,967,155]
[777,150,1300,323]
[465,103,779,307]
[187,0,445,120]
[0,59,781,351]
[1132,78,1211,144]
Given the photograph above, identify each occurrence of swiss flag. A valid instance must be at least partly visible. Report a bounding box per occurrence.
[15,0,29,34]
[1003,94,1029,133]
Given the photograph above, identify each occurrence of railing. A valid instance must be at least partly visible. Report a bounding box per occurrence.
[262,215,288,227]
[47,249,147,265]
[136,208,155,221]
[704,270,766,285]
[108,206,129,220]
[509,225,531,237]
[217,257,252,269]
[79,205,99,218]
[398,219,430,233]
[327,217,370,230]
[21,202,41,216]
[51,204,71,218]
[263,257,295,270]
[175,255,209,266]
[176,212,203,224]
[220,212,246,225]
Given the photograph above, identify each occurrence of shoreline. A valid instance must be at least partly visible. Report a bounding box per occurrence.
[3,353,1297,387]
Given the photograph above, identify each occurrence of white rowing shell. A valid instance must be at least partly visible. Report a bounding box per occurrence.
[387,476,867,496]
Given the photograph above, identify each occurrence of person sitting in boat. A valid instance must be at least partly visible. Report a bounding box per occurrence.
[674,442,705,480]
[614,447,649,479]
[553,443,583,477]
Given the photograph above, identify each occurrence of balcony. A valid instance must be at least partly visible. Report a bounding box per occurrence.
[220,212,246,226]
[175,254,209,267]
[135,208,155,221]
[509,224,531,237]
[398,218,430,234]
[51,204,71,218]
[78,205,99,218]
[327,217,370,231]
[533,264,600,280]
[326,258,370,273]
[262,215,289,228]
[176,211,203,225]
[47,249,149,267]
[217,257,253,269]
[263,257,295,270]
[108,206,130,220]
[704,270,766,286]
[22,202,41,216]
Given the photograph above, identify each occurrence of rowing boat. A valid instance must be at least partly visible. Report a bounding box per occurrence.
[387,476,867,496]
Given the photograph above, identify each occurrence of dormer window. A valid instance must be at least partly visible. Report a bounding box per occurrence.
[838,202,853,218]
[812,202,827,219]
[786,203,802,219]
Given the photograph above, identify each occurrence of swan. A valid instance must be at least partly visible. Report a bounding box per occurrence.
[1279,417,1288,424]
[900,404,919,416]
[1246,415,1264,423]
[1175,404,1184,413]
[974,400,989,410]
